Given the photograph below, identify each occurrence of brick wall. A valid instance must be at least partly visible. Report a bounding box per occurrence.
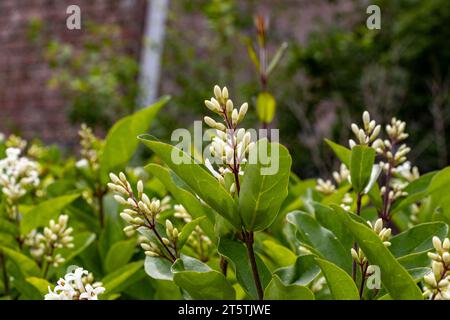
[0,0,147,147]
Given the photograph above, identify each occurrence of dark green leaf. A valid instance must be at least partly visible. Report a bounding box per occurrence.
[139,135,239,228]
[218,238,271,299]
[239,139,292,231]
[315,258,360,300]
[264,275,314,300]
[349,145,375,193]
[332,205,423,300]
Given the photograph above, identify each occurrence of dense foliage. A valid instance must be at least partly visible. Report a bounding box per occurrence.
[0,85,448,300]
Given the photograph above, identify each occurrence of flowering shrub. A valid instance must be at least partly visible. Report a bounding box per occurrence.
[0,86,449,300]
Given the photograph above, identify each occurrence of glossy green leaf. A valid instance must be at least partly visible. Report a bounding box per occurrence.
[332,206,423,300]
[389,222,448,257]
[26,277,52,296]
[390,172,436,214]
[275,255,321,286]
[104,238,137,274]
[261,240,296,269]
[178,217,206,249]
[139,134,239,228]
[20,194,80,234]
[100,96,169,182]
[172,258,235,300]
[313,202,354,250]
[324,139,351,166]
[146,164,215,242]
[315,258,360,300]
[264,275,314,300]
[286,211,352,273]
[0,246,40,277]
[218,238,272,299]
[144,256,173,281]
[102,260,144,295]
[349,145,375,193]
[239,139,292,231]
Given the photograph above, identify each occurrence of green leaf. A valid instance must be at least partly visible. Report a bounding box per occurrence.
[390,172,436,214]
[100,96,169,183]
[261,240,297,269]
[313,202,354,250]
[350,145,375,193]
[57,231,96,264]
[20,194,80,234]
[144,256,173,281]
[325,139,351,166]
[178,217,206,249]
[139,135,240,228]
[427,166,450,221]
[315,258,360,300]
[0,246,40,277]
[102,260,144,295]
[389,222,448,257]
[264,275,314,300]
[256,92,276,124]
[104,238,137,274]
[332,205,423,300]
[286,211,352,273]
[218,238,272,299]
[274,255,321,286]
[239,139,292,231]
[146,164,216,242]
[172,258,235,300]
[26,277,52,296]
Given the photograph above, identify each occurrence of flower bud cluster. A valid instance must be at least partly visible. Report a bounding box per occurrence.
[203,85,254,194]
[395,161,420,183]
[78,124,102,171]
[0,147,40,210]
[423,237,450,300]
[351,219,391,264]
[373,118,410,170]
[349,111,381,148]
[109,172,177,260]
[109,172,161,233]
[25,215,74,267]
[315,178,336,195]
[332,164,350,185]
[45,267,105,300]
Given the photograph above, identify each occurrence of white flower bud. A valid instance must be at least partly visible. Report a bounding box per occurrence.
[137,180,144,194]
[114,195,128,206]
[238,103,248,122]
[433,236,443,252]
[109,173,121,184]
[214,85,222,100]
[222,87,229,99]
[205,100,219,112]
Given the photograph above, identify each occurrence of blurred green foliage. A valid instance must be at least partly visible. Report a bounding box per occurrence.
[29,21,139,129]
[159,0,449,177]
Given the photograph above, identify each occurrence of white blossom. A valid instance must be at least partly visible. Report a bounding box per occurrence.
[0,147,40,205]
[45,267,105,300]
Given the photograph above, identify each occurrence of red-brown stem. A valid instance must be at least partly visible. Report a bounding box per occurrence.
[243,231,264,300]
[359,261,369,299]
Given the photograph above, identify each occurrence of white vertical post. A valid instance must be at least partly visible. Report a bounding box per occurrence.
[138,0,169,107]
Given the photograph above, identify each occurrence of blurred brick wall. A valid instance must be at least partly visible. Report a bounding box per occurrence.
[0,0,147,147]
